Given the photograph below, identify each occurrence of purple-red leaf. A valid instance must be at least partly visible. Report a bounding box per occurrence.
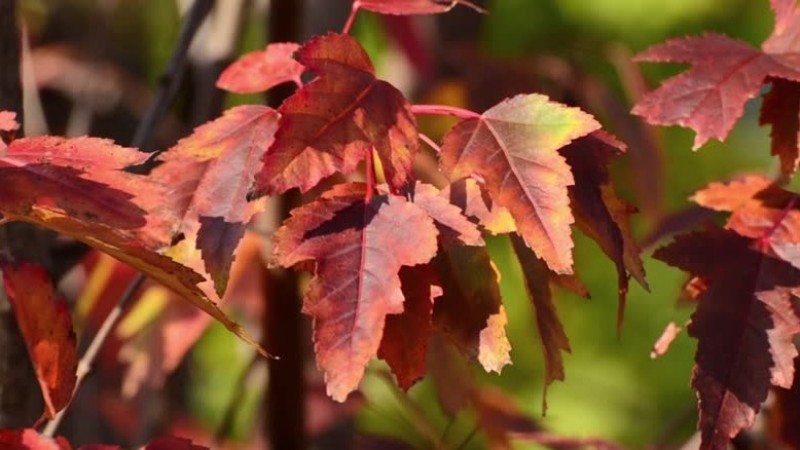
[274,183,438,400]
[253,33,417,196]
[1,263,77,420]
[760,78,800,177]
[378,265,441,389]
[216,43,304,94]
[433,244,510,372]
[510,235,570,414]
[561,131,647,331]
[654,226,800,450]
[440,94,600,274]
[634,3,800,154]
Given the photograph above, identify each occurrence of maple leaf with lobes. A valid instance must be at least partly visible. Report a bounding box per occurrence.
[274,183,438,401]
[253,33,418,196]
[655,226,800,450]
[440,94,600,274]
[633,0,800,169]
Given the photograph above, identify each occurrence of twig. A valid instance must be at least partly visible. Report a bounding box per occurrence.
[132,0,214,150]
[342,1,361,34]
[41,0,215,436]
[375,370,447,449]
[42,274,145,436]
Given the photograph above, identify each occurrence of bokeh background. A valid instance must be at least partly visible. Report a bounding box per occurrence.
[8,0,789,448]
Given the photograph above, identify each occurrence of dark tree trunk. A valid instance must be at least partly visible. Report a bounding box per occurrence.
[263,1,307,449]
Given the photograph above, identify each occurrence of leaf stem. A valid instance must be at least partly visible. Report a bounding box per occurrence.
[365,147,375,203]
[42,273,145,437]
[342,1,361,35]
[411,104,481,120]
[419,133,442,154]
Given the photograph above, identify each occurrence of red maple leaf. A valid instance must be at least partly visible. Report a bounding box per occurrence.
[152,105,280,296]
[440,94,600,274]
[561,131,648,330]
[1,263,77,420]
[253,33,418,196]
[0,135,266,357]
[378,265,441,389]
[216,43,304,94]
[0,429,71,450]
[432,244,510,372]
[655,225,800,450]
[634,1,800,157]
[510,235,570,414]
[273,183,438,400]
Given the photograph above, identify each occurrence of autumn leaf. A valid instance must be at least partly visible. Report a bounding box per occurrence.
[357,0,484,15]
[1,263,77,420]
[770,359,800,449]
[0,110,19,151]
[440,178,516,235]
[0,429,71,450]
[433,244,510,373]
[0,110,19,132]
[141,436,209,450]
[560,131,647,330]
[408,181,484,246]
[0,135,268,357]
[378,265,441,390]
[274,183,438,400]
[760,78,800,177]
[691,175,800,269]
[152,105,280,296]
[654,225,800,450]
[252,33,417,196]
[440,94,600,274]
[510,235,569,414]
[216,43,304,94]
[633,2,800,151]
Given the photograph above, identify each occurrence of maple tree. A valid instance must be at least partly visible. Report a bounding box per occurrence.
[4,0,800,448]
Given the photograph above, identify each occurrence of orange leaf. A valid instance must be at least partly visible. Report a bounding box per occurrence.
[440,94,600,274]
[1,263,77,420]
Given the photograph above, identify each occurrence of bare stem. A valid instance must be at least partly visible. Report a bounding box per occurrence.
[342,1,361,34]
[411,104,481,120]
[365,147,375,203]
[42,274,145,436]
[419,133,442,154]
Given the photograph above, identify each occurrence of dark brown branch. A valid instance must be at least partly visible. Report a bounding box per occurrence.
[263,1,307,449]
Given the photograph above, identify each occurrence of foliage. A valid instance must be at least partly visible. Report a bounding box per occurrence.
[3,0,800,449]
